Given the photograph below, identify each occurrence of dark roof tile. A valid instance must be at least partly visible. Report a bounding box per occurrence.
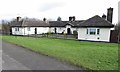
[79,15,114,28]
[10,15,114,28]
[22,19,50,27]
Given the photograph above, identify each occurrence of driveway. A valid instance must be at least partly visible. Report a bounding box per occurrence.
[2,40,83,70]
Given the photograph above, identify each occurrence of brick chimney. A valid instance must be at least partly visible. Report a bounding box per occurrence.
[107,7,113,23]
[16,16,21,22]
[69,16,72,21]
[43,18,46,22]
[72,16,75,21]
[102,14,106,20]
[43,18,48,23]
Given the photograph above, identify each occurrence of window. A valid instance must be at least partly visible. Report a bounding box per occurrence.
[86,29,88,34]
[97,29,100,35]
[87,28,100,35]
[15,28,17,31]
[15,27,19,31]
[89,28,96,35]
[27,27,30,31]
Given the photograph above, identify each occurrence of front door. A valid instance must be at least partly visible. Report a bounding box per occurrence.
[35,28,37,34]
[67,28,71,34]
[10,28,12,35]
[54,28,57,34]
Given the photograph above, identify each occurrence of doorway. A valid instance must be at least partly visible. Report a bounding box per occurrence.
[67,28,71,34]
[54,28,57,34]
[10,28,12,35]
[35,28,37,34]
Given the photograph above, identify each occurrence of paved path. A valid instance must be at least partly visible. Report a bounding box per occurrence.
[0,40,2,71]
[2,41,83,70]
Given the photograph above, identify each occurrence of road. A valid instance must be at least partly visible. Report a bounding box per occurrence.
[2,40,83,70]
[0,40,2,71]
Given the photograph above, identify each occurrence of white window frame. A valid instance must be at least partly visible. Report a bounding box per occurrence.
[15,27,19,31]
[97,28,100,35]
[87,28,100,35]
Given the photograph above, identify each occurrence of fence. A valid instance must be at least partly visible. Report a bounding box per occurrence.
[110,30,120,43]
[29,33,78,40]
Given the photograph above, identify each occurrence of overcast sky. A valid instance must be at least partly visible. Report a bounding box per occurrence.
[0,0,119,24]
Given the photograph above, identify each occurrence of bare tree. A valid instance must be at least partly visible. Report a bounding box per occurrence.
[118,22,120,43]
[115,23,120,30]
[57,17,62,21]
[114,22,120,43]
[1,20,10,35]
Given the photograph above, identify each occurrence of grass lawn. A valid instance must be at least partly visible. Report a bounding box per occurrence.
[2,36,118,70]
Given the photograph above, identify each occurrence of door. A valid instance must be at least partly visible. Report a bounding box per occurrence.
[67,28,71,34]
[35,28,37,34]
[110,30,119,43]
[54,28,57,33]
[10,28,12,35]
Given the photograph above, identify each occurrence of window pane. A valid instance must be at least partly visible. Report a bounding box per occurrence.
[90,32,96,34]
[87,29,88,34]
[89,28,96,35]
[15,28,17,31]
[18,28,19,31]
[97,29,100,35]
[15,28,19,31]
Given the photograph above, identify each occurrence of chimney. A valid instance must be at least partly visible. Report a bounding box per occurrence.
[72,16,75,21]
[16,16,21,22]
[43,18,46,22]
[107,7,113,23]
[102,14,106,20]
[43,18,48,23]
[69,16,72,21]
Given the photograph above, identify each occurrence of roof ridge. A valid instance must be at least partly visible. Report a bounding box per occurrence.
[22,19,26,26]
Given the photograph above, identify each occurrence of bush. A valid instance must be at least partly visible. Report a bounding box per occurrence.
[73,30,78,39]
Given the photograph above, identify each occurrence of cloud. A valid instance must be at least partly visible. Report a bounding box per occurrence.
[39,2,64,12]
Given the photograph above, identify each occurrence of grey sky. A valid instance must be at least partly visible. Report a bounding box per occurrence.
[0,0,119,24]
[40,2,65,12]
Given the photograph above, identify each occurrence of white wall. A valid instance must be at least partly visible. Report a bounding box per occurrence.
[51,26,78,34]
[12,27,24,35]
[50,27,65,33]
[37,27,50,34]
[78,28,111,42]
[65,25,78,34]
[24,27,50,35]
[12,27,50,35]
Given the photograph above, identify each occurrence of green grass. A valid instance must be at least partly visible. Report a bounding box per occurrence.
[2,36,118,70]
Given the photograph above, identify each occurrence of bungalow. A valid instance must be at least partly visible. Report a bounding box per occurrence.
[10,16,84,35]
[10,18,50,35]
[9,7,114,42]
[77,15,114,42]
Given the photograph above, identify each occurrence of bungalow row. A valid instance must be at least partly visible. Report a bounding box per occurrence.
[9,7,115,42]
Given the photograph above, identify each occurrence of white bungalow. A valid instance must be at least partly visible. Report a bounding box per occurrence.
[10,18,50,35]
[10,15,114,42]
[77,15,114,42]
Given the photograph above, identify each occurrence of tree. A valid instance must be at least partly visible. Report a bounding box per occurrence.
[115,23,120,30]
[57,17,62,21]
[114,22,120,43]
[1,20,10,35]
